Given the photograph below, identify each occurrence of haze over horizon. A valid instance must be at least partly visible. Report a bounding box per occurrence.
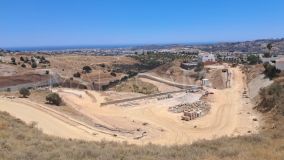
[1,0,284,48]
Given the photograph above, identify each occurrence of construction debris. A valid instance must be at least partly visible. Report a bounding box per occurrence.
[168,101,210,121]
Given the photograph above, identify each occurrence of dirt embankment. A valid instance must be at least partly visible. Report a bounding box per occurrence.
[149,60,199,85]
[206,68,227,89]
[0,74,49,88]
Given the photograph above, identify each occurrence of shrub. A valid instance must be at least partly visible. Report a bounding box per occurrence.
[258,81,284,114]
[247,55,260,65]
[21,64,26,68]
[45,70,49,74]
[99,63,106,68]
[19,88,31,98]
[263,62,278,79]
[31,62,37,68]
[127,71,138,77]
[110,72,117,77]
[20,56,24,61]
[46,93,62,106]
[24,57,29,63]
[11,57,16,63]
[83,66,92,73]
[194,62,204,72]
[73,72,81,78]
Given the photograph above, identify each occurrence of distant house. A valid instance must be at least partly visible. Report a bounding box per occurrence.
[199,53,216,63]
[276,58,284,71]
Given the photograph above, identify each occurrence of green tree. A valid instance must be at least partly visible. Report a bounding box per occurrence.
[266,43,273,57]
[73,72,81,78]
[11,57,16,64]
[21,64,26,68]
[31,62,37,68]
[194,62,204,72]
[247,55,259,65]
[19,88,31,98]
[82,66,92,73]
[263,62,278,79]
[46,93,62,106]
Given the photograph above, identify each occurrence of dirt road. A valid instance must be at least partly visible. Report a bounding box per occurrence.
[0,66,260,145]
[0,98,123,142]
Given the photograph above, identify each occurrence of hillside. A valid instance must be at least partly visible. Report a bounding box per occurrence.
[0,108,283,160]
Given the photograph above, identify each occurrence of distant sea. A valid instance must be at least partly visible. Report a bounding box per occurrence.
[4,45,134,52]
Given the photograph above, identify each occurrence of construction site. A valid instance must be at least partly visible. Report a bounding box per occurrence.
[0,54,261,145]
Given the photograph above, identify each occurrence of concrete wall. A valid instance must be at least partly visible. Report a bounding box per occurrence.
[137,74,200,89]
[100,90,187,106]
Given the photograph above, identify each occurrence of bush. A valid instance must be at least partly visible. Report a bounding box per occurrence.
[21,64,26,68]
[20,56,24,61]
[31,62,37,68]
[194,62,204,72]
[110,72,116,77]
[258,81,284,114]
[45,70,49,74]
[19,88,31,98]
[24,57,29,63]
[98,63,106,68]
[263,62,278,79]
[46,93,62,106]
[73,72,81,78]
[11,57,16,63]
[247,55,260,65]
[82,66,92,73]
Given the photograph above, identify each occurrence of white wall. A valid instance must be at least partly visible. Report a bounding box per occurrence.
[200,54,215,62]
[276,60,284,71]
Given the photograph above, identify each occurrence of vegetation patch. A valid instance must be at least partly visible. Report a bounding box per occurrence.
[257,78,284,115]
[115,78,159,94]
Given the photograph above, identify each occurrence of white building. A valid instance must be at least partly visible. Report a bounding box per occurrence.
[199,53,216,63]
[276,58,284,71]
[260,55,284,64]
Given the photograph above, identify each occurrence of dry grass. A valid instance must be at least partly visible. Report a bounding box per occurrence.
[115,78,159,94]
[0,110,283,160]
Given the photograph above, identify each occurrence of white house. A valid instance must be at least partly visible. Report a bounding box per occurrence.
[199,53,216,63]
[276,58,284,71]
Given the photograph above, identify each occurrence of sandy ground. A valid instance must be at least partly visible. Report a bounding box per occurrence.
[0,66,260,145]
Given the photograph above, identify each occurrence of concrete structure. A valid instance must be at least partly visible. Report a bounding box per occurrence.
[202,79,209,87]
[180,62,197,70]
[260,55,284,64]
[276,58,284,71]
[199,53,216,63]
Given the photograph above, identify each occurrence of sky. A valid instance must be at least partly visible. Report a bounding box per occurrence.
[1,0,284,48]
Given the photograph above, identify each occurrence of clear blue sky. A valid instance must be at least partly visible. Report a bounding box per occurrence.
[1,0,284,48]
